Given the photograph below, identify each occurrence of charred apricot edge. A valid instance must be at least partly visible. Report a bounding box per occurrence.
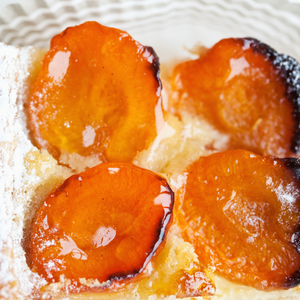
[170,38,300,157]
[28,21,163,162]
[250,39,300,154]
[176,149,300,290]
[30,162,174,293]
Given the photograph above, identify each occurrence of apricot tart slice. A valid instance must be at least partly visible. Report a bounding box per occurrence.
[170,38,300,157]
[30,162,174,292]
[28,21,163,162]
[176,150,300,290]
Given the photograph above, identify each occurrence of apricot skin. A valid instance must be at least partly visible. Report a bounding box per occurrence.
[175,150,300,290]
[30,162,174,293]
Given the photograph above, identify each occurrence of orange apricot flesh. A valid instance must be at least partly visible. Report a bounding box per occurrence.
[28,21,163,162]
[175,149,300,290]
[170,38,300,157]
[30,162,174,292]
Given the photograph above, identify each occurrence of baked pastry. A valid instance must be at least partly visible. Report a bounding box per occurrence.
[1,22,300,300]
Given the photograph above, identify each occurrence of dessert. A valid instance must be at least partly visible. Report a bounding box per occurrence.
[1,20,300,300]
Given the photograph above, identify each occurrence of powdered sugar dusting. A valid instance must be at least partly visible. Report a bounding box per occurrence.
[0,42,69,299]
[0,42,34,298]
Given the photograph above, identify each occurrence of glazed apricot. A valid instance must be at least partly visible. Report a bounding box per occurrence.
[176,150,300,290]
[28,21,163,162]
[30,162,174,292]
[170,38,300,157]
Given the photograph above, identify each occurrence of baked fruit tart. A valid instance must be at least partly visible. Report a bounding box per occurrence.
[1,21,300,300]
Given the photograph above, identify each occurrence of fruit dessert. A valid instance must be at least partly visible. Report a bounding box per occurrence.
[1,20,300,300]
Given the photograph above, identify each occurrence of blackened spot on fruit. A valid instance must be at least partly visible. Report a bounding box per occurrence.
[145,46,160,74]
[240,38,300,154]
[284,268,300,288]
[145,46,162,95]
[281,157,300,182]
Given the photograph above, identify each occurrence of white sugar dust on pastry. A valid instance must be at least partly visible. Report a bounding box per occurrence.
[0,42,71,298]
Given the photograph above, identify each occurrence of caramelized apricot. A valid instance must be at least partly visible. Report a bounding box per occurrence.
[30,162,173,292]
[176,150,300,290]
[28,21,163,162]
[170,38,300,157]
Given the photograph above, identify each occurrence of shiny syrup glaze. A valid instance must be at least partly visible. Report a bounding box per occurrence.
[30,162,174,293]
[170,37,300,157]
[28,21,164,162]
[176,150,300,290]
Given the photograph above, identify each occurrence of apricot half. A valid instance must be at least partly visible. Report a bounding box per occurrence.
[170,38,300,157]
[30,162,174,292]
[176,150,300,290]
[28,21,163,162]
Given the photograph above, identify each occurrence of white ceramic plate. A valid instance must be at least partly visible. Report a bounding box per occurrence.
[0,0,300,62]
